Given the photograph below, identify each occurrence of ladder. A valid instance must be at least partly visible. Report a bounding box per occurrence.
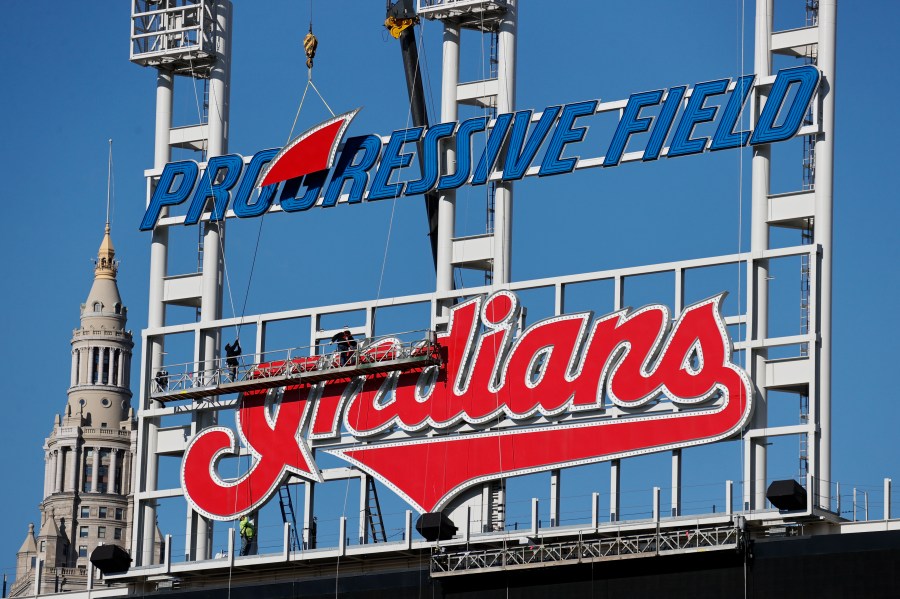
[483,27,499,286]
[797,0,818,482]
[364,477,387,543]
[277,485,303,551]
[194,77,210,321]
[488,479,506,532]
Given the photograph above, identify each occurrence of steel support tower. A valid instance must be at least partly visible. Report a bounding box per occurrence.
[418,0,518,531]
[746,0,835,511]
[420,0,517,310]
[123,0,839,570]
[130,0,232,565]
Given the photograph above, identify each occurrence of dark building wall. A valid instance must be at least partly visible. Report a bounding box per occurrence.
[147,530,900,599]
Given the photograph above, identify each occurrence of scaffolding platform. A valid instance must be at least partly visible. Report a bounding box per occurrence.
[150,335,441,402]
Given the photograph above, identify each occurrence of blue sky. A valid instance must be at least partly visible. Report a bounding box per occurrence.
[1,0,899,571]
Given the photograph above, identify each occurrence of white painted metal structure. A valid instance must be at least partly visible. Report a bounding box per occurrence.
[126,0,842,573]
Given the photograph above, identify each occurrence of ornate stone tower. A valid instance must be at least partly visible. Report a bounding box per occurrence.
[12,226,137,596]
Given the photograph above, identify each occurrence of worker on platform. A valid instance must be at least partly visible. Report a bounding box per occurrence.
[239,514,256,556]
[225,339,242,381]
[331,330,358,366]
[155,369,168,392]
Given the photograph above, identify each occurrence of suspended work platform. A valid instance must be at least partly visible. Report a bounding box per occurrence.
[150,334,441,402]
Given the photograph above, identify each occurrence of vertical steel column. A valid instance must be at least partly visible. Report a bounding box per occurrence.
[436,22,460,316]
[193,0,232,561]
[359,474,368,544]
[610,459,620,521]
[139,66,173,567]
[549,470,560,526]
[492,1,517,285]
[815,0,836,510]
[748,0,772,511]
[303,482,316,549]
[671,448,682,517]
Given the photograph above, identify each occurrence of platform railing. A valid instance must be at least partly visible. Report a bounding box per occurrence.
[150,331,439,400]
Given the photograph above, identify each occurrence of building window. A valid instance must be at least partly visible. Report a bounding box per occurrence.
[30,557,36,569]
[98,465,108,493]
[78,545,87,558]
[80,506,90,518]
[83,465,93,493]
[93,302,102,312]
[92,348,100,384]
[98,527,106,539]
[115,508,123,520]
[98,507,107,518]
[114,528,122,540]
[79,526,89,538]
[39,540,45,552]
[101,349,110,384]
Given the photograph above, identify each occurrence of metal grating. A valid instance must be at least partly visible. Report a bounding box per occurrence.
[431,525,742,576]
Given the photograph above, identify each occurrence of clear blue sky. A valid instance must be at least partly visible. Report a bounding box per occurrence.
[1,0,898,572]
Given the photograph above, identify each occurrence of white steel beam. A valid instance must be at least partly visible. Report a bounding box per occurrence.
[748,0,773,512]
[492,0,516,285]
[436,22,460,321]
[138,62,173,569]
[816,0,836,510]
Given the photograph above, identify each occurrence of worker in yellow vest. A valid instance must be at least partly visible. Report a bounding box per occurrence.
[239,515,256,556]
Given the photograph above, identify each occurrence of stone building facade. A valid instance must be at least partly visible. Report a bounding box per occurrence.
[12,226,138,595]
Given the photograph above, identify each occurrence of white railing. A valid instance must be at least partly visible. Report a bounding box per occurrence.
[151,331,438,398]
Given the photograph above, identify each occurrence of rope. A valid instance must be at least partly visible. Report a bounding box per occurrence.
[184,56,241,340]
[307,77,336,117]
[373,21,424,302]
[234,13,338,336]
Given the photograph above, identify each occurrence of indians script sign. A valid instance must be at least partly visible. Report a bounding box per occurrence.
[181,291,753,519]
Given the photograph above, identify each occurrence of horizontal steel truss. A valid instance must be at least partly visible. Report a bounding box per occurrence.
[141,243,816,341]
[431,524,741,576]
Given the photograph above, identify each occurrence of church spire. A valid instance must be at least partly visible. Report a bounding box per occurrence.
[95,139,117,280]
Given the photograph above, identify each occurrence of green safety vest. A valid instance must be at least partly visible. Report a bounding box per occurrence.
[240,519,254,539]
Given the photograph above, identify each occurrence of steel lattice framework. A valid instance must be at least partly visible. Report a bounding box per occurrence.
[124,0,837,577]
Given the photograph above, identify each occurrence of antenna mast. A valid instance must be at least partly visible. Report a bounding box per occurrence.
[106,138,113,226]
